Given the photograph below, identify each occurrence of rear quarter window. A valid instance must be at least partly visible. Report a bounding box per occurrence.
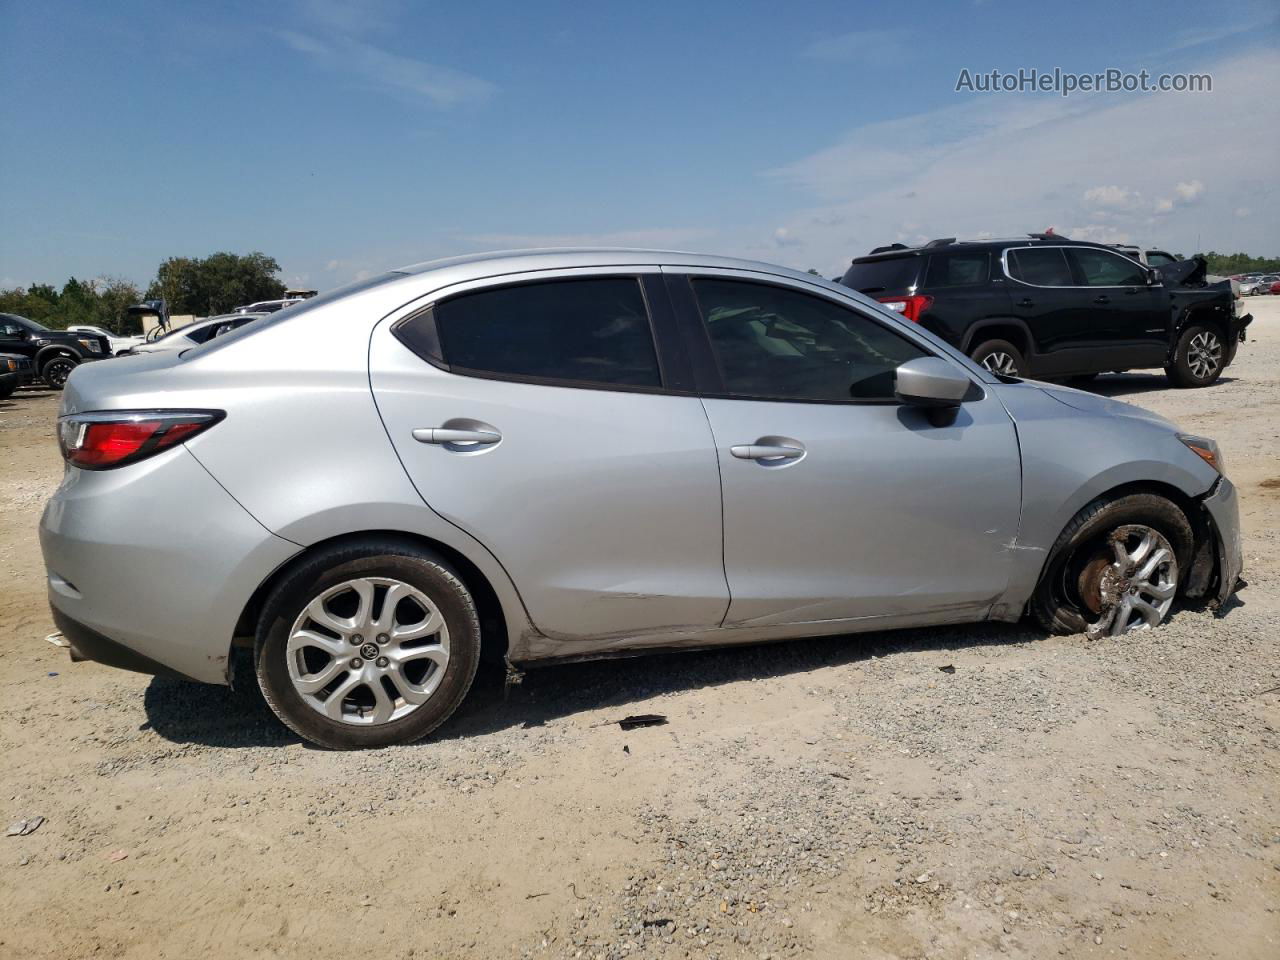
[923,252,989,288]
[840,256,921,294]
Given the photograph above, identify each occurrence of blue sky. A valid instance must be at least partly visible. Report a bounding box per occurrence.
[1,0,1277,291]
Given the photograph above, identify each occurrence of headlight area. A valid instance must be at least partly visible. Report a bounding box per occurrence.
[1178,434,1225,475]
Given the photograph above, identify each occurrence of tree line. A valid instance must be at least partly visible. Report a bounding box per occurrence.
[1202,251,1280,275]
[0,252,287,333]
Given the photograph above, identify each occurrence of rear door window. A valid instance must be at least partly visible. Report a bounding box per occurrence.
[418,277,662,389]
[1007,248,1073,286]
[924,252,989,288]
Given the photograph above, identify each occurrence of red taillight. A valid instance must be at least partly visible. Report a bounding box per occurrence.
[58,411,223,470]
[877,294,934,323]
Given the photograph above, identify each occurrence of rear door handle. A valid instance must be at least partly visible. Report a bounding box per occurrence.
[730,443,805,462]
[1093,295,1110,304]
[412,427,502,445]
[1017,298,1034,308]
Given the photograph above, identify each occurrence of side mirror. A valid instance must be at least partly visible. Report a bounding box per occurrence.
[895,357,971,408]
[1146,267,1160,285]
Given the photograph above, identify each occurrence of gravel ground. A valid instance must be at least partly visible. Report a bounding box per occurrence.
[1,300,1277,959]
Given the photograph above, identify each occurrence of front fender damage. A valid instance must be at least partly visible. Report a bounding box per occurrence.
[1184,476,1245,609]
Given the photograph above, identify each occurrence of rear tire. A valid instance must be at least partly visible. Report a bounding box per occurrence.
[970,339,1026,378]
[1032,494,1193,637]
[1166,323,1225,388]
[255,540,481,749]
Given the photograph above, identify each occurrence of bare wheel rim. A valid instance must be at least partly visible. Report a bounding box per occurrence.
[286,577,449,726]
[1077,525,1178,639]
[980,351,1018,376]
[1186,330,1222,380]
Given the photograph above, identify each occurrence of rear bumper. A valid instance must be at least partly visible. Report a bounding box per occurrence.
[1201,476,1244,607]
[53,606,194,680]
[40,447,300,684]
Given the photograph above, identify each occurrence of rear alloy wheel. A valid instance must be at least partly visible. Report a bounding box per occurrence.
[40,356,77,389]
[1033,494,1192,638]
[1166,324,1225,388]
[255,542,480,749]
[970,339,1025,378]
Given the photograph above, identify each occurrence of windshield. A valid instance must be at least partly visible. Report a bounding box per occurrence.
[839,256,921,295]
[13,315,50,332]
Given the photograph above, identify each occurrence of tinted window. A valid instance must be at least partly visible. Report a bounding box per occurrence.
[1008,248,1073,286]
[432,277,661,388]
[924,252,989,288]
[692,279,927,401]
[840,256,921,294]
[184,323,222,344]
[1146,251,1177,267]
[1069,249,1147,286]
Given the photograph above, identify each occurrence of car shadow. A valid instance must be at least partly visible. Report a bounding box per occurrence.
[141,620,1041,750]
[1081,373,1238,398]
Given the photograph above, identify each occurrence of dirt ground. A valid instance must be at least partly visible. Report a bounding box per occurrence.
[1,301,1277,960]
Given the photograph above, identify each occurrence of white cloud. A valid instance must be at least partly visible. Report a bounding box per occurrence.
[1083,185,1141,209]
[746,47,1279,272]
[802,29,905,64]
[1235,206,1252,217]
[1174,179,1205,202]
[277,2,494,107]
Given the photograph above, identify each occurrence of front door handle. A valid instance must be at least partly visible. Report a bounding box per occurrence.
[1093,295,1110,304]
[412,427,502,445]
[1017,297,1034,308]
[730,442,805,462]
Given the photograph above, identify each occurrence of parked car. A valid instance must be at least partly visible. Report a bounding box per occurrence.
[232,298,304,314]
[1237,276,1266,296]
[40,250,1243,749]
[1253,274,1280,294]
[1270,280,1280,296]
[1109,244,1180,268]
[120,313,266,355]
[0,352,35,399]
[0,313,108,388]
[66,324,145,356]
[839,236,1251,387]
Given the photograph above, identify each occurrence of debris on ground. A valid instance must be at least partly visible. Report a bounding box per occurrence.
[616,714,667,731]
[6,817,44,837]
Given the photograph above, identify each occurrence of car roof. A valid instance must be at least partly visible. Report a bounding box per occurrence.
[392,247,825,286]
[850,235,1118,263]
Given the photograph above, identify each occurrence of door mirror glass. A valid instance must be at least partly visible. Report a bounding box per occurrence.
[894,357,971,408]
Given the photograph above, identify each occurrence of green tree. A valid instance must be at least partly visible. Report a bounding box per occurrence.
[94,277,143,333]
[145,252,285,315]
[0,277,139,331]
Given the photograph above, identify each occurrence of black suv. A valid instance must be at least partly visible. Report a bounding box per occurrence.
[0,313,109,388]
[838,235,1251,387]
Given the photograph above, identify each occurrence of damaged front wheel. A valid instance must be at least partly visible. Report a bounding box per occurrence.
[1032,493,1193,638]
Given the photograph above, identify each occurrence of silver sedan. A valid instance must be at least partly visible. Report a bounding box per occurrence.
[40,250,1243,748]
